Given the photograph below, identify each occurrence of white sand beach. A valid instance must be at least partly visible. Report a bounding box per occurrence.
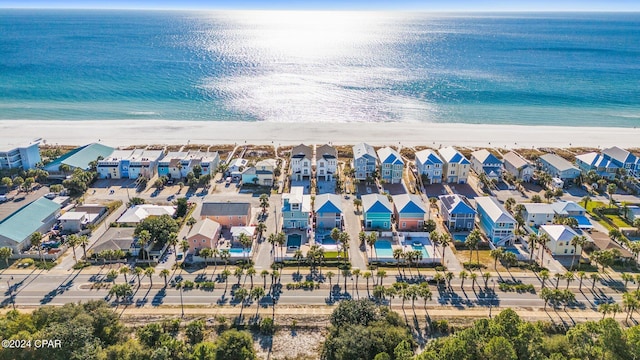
[1,120,638,149]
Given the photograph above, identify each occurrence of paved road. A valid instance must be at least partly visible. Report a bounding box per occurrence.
[342,196,367,270]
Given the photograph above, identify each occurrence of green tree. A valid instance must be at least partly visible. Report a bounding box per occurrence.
[175,197,188,218]
[185,320,205,345]
[0,247,12,267]
[30,231,44,262]
[484,336,517,360]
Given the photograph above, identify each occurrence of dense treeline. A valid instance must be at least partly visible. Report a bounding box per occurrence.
[0,301,256,360]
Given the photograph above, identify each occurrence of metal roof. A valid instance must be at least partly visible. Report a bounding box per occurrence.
[474,196,516,224]
[439,194,476,215]
[392,194,426,214]
[362,194,393,213]
[539,154,579,172]
[353,143,377,161]
[415,149,443,166]
[377,147,404,165]
[437,147,470,164]
[315,194,343,214]
[0,197,61,244]
[502,151,530,170]
[45,143,114,171]
[200,202,251,217]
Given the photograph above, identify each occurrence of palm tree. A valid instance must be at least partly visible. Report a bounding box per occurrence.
[168,232,179,258]
[376,270,387,287]
[459,270,468,289]
[133,266,144,285]
[470,273,478,290]
[245,267,256,288]
[220,249,230,269]
[590,273,600,291]
[553,273,563,289]
[326,271,335,297]
[581,195,591,211]
[293,250,304,273]
[199,247,213,268]
[527,234,538,262]
[367,232,378,261]
[276,232,286,261]
[234,287,249,320]
[430,231,441,259]
[234,267,244,285]
[259,193,270,215]
[267,233,278,262]
[482,272,491,289]
[342,269,351,293]
[417,283,432,311]
[439,233,451,266]
[363,271,372,295]
[106,269,118,282]
[160,269,170,287]
[30,232,44,262]
[145,267,155,286]
[260,270,269,289]
[251,287,265,316]
[137,230,151,262]
[353,198,362,213]
[393,248,405,274]
[607,183,617,207]
[445,272,454,290]
[238,233,253,261]
[66,234,80,265]
[490,248,504,271]
[255,222,267,241]
[622,273,634,289]
[221,269,231,291]
[624,292,639,321]
[539,269,550,288]
[467,229,482,264]
[119,266,130,284]
[537,233,550,266]
[0,247,12,268]
[599,303,612,319]
[571,235,588,270]
[564,271,574,289]
[352,268,361,296]
[577,271,586,291]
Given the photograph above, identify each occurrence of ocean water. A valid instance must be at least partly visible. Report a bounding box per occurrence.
[0,10,639,127]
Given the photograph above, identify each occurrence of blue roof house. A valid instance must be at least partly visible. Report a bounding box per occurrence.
[362,194,393,230]
[470,149,503,182]
[377,147,404,184]
[0,197,62,252]
[575,152,618,180]
[439,194,476,231]
[601,146,638,177]
[415,149,443,184]
[437,147,471,184]
[314,194,343,230]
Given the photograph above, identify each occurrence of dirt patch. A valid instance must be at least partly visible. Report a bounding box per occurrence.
[255,327,326,360]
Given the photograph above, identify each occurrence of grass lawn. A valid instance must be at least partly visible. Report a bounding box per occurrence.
[454,249,528,273]
[605,214,632,228]
[585,200,607,214]
[324,251,340,259]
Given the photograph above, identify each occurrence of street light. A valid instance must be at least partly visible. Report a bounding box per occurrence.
[7,276,15,310]
[179,281,184,318]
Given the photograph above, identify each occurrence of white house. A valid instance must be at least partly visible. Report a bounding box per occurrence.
[352,143,378,181]
[521,203,555,227]
[315,144,338,181]
[502,151,533,182]
[539,225,584,256]
[414,149,443,184]
[0,140,41,170]
[228,158,249,180]
[290,144,313,181]
[116,205,176,225]
[157,151,220,180]
[97,149,164,179]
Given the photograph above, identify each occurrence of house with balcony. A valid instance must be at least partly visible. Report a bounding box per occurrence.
[415,149,443,184]
[314,193,343,230]
[437,147,470,184]
[228,158,249,180]
[290,144,313,181]
[439,194,476,231]
[393,194,427,231]
[575,152,618,180]
[471,149,503,182]
[186,219,221,254]
[521,203,555,227]
[352,142,378,181]
[551,200,592,230]
[539,225,584,256]
[377,147,404,184]
[241,159,277,186]
[601,146,638,177]
[0,140,41,171]
[538,154,581,182]
[282,186,312,229]
[315,144,337,181]
[157,151,220,180]
[474,196,516,245]
[502,151,533,182]
[362,194,393,230]
[97,149,164,179]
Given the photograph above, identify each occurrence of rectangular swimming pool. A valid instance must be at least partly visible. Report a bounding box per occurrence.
[453,234,467,242]
[287,234,302,248]
[411,244,429,258]
[375,240,394,258]
[229,247,250,255]
[503,247,520,256]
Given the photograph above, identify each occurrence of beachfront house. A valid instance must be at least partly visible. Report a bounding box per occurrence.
[393,194,427,231]
[186,219,221,254]
[290,144,313,181]
[315,144,338,181]
[414,149,443,184]
[44,143,115,175]
[537,154,581,182]
[314,193,343,230]
[439,194,476,231]
[575,152,618,180]
[502,151,533,182]
[362,194,393,230]
[377,147,404,184]
[0,197,62,253]
[470,149,503,182]
[601,146,639,177]
[200,201,252,228]
[474,196,516,245]
[437,147,470,184]
[282,186,312,229]
[625,206,640,222]
[97,149,164,179]
[228,158,249,180]
[521,203,555,227]
[157,151,220,180]
[0,140,41,171]
[352,142,378,181]
[539,224,584,256]
[241,159,277,186]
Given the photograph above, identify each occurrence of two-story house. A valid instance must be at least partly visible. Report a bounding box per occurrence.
[439,194,476,231]
[200,202,252,228]
[362,194,393,230]
[314,194,343,230]
[521,203,555,227]
[158,151,220,180]
[437,147,470,184]
[315,144,337,181]
[377,147,404,184]
[415,149,443,184]
[551,200,592,230]
[471,149,503,182]
[502,151,533,182]
[602,146,638,177]
[539,224,584,256]
[575,152,618,180]
[474,196,516,245]
[282,186,311,229]
[186,219,221,254]
[538,154,581,183]
[241,159,277,186]
[352,143,378,181]
[393,194,427,231]
[290,144,313,181]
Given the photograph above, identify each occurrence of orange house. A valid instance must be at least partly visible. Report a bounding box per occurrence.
[200,202,251,228]
[186,219,221,253]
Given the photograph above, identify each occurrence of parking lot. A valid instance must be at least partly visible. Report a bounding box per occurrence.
[0,186,50,222]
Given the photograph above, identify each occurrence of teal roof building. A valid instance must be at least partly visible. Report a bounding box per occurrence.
[44,143,114,173]
[0,197,61,251]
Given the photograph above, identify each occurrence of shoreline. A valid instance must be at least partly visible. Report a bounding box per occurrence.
[2,120,638,149]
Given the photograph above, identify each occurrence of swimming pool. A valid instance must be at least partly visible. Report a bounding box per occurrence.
[411,244,429,258]
[503,248,520,256]
[229,247,249,255]
[287,234,302,248]
[453,234,467,242]
[375,240,394,258]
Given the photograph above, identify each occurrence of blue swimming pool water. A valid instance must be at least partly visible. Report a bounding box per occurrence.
[321,238,336,246]
[411,244,429,258]
[375,240,394,258]
[287,234,302,248]
[503,248,520,256]
[229,248,249,255]
[453,234,467,242]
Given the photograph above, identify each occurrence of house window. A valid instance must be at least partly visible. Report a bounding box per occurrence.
[202,239,205,243]
[564,249,568,254]
[383,222,388,228]
[402,222,406,228]
[450,171,455,175]
[238,216,242,219]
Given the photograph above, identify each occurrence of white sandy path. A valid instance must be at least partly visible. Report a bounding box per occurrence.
[1,120,638,148]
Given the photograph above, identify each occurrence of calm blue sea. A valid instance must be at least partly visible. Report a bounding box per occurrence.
[1,10,639,126]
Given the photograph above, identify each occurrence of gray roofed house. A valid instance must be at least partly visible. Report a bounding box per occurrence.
[538,154,581,181]
[315,144,338,181]
[90,228,137,255]
[290,144,313,181]
[44,143,115,174]
[502,151,533,182]
[352,142,378,181]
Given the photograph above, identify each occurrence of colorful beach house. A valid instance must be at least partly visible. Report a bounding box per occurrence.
[0,140,41,171]
[470,149,503,182]
[551,201,592,230]
[200,202,252,228]
[314,193,343,230]
[539,225,584,256]
[186,219,221,253]
[377,147,404,184]
[352,142,378,181]
[439,194,476,231]
[0,197,62,253]
[315,144,337,181]
[437,147,470,184]
[414,149,443,184]
[575,152,618,180]
[538,154,581,182]
[282,186,312,229]
[241,159,277,186]
[474,196,516,245]
[392,194,427,231]
[502,151,533,182]
[290,144,313,181]
[157,151,220,180]
[362,194,393,230]
[601,146,639,177]
[97,149,164,179]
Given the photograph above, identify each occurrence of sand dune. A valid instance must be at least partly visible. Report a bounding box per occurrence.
[1,120,638,149]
